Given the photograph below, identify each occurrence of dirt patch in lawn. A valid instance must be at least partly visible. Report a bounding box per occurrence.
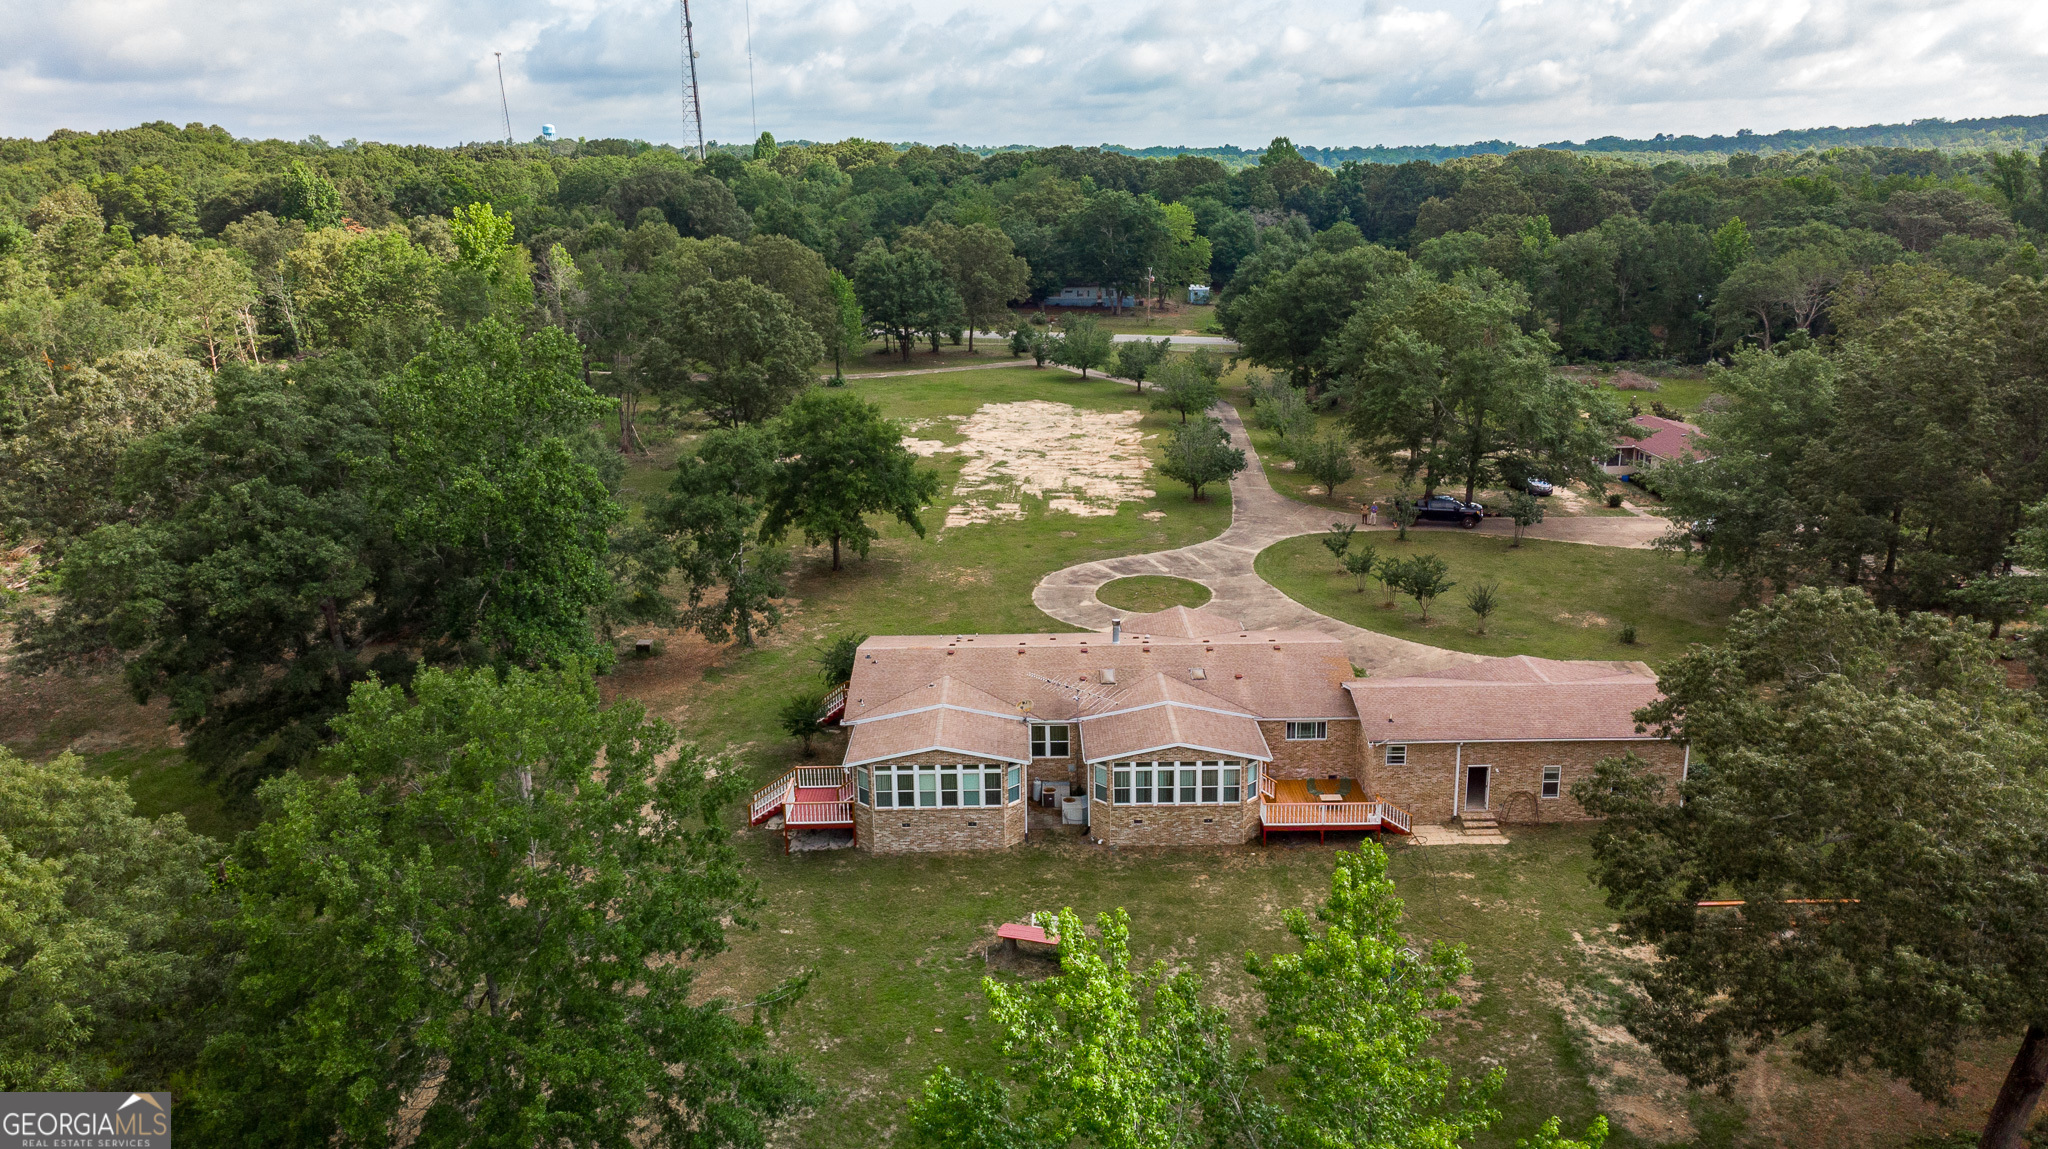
[902,401,1156,528]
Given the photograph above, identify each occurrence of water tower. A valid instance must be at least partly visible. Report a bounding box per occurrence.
[541,124,557,141]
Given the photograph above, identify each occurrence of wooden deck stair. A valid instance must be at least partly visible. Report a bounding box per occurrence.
[750,768,856,851]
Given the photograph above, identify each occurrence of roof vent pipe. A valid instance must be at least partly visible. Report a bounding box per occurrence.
[1112,618,1122,644]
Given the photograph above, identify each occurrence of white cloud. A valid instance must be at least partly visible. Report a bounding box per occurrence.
[1,0,2045,148]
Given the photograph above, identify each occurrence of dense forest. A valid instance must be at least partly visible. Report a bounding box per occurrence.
[7,118,2048,1145]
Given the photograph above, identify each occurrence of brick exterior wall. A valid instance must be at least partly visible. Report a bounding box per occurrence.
[848,750,1030,854]
[1364,739,1686,825]
[1083,745,1262,847]
[1091,797,1260,847]
[1261,719,1365,782]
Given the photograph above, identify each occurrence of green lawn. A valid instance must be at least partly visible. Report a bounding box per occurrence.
[1096,575,1211,612]
[1256,533,1739,663]
[607,367,1232,777]
[1594,376,1721,419]
[711,820,2015,1149]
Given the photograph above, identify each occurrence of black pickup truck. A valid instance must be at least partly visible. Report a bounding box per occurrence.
[1413,494,1485,528]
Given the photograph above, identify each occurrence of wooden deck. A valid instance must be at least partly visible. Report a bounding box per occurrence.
[1259,777,1411,841]
[750,768,856,851]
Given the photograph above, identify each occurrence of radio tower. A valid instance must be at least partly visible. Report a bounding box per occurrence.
[678,0,705,159]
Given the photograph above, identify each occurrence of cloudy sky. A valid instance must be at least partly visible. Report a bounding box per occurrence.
[5,0,2047,149]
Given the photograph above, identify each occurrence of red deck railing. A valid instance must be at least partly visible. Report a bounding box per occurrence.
[750,772,794,825]
[785,800,854,827]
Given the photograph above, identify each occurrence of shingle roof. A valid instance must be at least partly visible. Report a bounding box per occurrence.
[1076,672,1272,762]
[1624,414,1705,462]
[842,676,1031,767]
[844,628,1357,726]
[1112,605,1247,639]
[1344,656,1664,744]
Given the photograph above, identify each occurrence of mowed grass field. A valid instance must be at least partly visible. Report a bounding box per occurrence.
[1256,532,1740,663]
[720,824,2009,1149]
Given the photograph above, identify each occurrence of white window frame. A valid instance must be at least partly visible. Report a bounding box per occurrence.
[1031,723,1071,758]
[1101,760,1248,806]
[870,763,1014,809]
[1385,743,1407,766]
[1284,721,1328,741]
[1541,765,1562,799]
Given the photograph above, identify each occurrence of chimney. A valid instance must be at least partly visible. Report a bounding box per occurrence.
[1111,618,1122,644]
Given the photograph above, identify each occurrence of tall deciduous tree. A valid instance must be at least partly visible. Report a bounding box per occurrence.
[1060,191,1171,316]
[760,389,941,571]
[1577,588,2048,1149]
[1337,271,1626,502]
[13,355,402,794]
[383,318,622,665]
[0,348,211,547]
[853,243,962,361]
[901,221,1031,351]
[644,277,822,427]
[1227,243,1410,391]
[824,268,865,380]
[0,747,230,1092]
[658,425,790,646]
[190,663,816,1146]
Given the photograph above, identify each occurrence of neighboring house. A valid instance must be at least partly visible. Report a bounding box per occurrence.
[751,608,1685,853]
[1043,285,1139,309]
[1603,414,1705,476]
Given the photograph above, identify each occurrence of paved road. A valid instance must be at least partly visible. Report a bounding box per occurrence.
[1030,402,1666,676]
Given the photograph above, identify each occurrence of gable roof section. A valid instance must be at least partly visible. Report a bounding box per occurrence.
[1113,605,1247,639]
[843,628,1357,725]
[1623,414,1705,462]
[1078,674,1273,762]
[842,676,1031,767]
[1344,656,1663,744]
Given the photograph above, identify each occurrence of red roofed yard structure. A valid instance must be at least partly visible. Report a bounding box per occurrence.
[751,607,1686,853]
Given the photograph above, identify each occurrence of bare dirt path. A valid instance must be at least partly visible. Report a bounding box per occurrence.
[1030,400,1666,675]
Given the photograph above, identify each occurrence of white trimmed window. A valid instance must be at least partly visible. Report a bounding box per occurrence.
[1106,760,1248,806]
[1031,724,1071,757]
[1542,765,1562,799]
[1007,765,1022,803]
[1385,744,1407,765]
[870,764,1010,808]
[1285,721,1328,741]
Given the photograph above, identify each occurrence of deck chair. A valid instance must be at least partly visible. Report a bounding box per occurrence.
[1336,779,1355,799]
[1304,779,1322,798]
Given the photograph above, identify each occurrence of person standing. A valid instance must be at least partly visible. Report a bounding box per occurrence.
[1365,500,1380,526]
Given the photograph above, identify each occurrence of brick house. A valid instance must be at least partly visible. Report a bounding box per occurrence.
[750,608,1684,853]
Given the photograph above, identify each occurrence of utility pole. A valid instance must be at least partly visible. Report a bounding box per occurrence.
[494,52,514,145]
[678,0,705,159]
